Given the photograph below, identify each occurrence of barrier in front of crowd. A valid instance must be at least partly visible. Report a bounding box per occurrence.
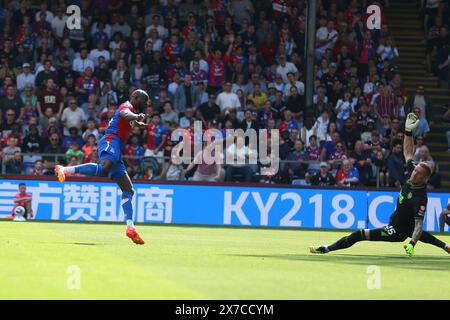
[0,177,448,232]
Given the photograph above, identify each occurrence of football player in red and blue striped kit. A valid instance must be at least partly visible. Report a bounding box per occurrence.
[55,90,150,245]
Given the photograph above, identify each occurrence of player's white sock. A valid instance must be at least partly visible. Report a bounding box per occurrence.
[65,166,75,174]
[445,244,449,250]
[126,219,135,228]
[323,246,330,253]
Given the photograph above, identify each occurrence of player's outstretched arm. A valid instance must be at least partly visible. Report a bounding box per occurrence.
[119,108,146,122]
[404,113,419,162]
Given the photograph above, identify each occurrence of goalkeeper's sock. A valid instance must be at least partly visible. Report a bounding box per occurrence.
[320,246,330,253]
[419,231,446,249]
[328,229,365,252]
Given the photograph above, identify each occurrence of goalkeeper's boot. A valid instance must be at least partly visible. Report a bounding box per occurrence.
[126,226,145,245]
[55,165,66,183]
[309,246,328,254]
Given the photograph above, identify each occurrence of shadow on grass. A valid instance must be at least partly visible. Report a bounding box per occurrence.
[229,253,450,271]
[35,241,101,246]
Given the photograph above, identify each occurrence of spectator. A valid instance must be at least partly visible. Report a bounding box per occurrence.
[82,118,100,142]
[161,101,179,127]
[35,60,58,90]
[43,133,65,167]
[62,127,84,152]
[124,135,145,179]
[412,107,430,139]
[240,109,259,131]
[340,117,360,151]
[72,47,95,73]
[198,92,220,123]
[32,160,46,176]
[61,98,86,137]
[439,203,450,232]
[286,86,304,122]
[327,140,347,171]
[37,78,63,119]
[283,139,308,183]
[0,85,24,122]
[348,140,373,186]
[224,136,255,183]
[16,63,35,91]
[374,150,389,187]
[75,66,100,105]
[387,139,405,187]
[336,159,359,187]
[173,74,197,113]
[5,151,23,175]
[309,162,336,186]
[216,82,241,116]
[65,141,84,164]
[183,142,225,182]
[405,85,433,123]
[144,113,167,159]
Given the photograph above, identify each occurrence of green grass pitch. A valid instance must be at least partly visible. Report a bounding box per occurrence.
[0,221,449,299]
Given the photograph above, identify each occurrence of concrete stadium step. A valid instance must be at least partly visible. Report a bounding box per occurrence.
[399,52,425,58]
[426,143,448,151]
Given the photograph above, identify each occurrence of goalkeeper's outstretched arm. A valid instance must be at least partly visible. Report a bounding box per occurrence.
[404,113,419,162]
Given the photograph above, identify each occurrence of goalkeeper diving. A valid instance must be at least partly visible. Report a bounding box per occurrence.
[310,113,450,256]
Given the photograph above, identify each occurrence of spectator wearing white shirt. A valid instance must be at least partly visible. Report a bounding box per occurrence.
[73,47,95,73]
[224,137,255,182]
[284,72,305,97]
[314,110,330,143]
[89,41,111,67]
[16,63,35,91]
[272,74,286,94]
[145,15,169,39]
[61,98,86,137]
[144,29,164,52]
[110,15,131,38]
[315,20,338,59]
[376,37,399,61]
[51,7,67,40]
[189,50,209,73]
[335,91,355,130]
[276,55,298,83]
[216,82,241,115]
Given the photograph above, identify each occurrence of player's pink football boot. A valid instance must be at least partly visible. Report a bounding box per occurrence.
[126,226,145,245]
[55,165,66,183]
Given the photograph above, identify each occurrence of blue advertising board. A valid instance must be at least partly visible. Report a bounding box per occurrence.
[0,179,448,232]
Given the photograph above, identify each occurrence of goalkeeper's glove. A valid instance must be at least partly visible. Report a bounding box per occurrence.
[403,240,416,257]
[405,113,419,133]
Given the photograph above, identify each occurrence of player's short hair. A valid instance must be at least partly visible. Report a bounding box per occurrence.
[419,161,433,177]
[19,183,26,187]
[130,89,149,101]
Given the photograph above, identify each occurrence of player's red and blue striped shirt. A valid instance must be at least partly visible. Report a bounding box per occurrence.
[105,101,135,145]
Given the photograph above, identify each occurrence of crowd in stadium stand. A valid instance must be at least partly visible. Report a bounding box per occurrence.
[0,0,443,189]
